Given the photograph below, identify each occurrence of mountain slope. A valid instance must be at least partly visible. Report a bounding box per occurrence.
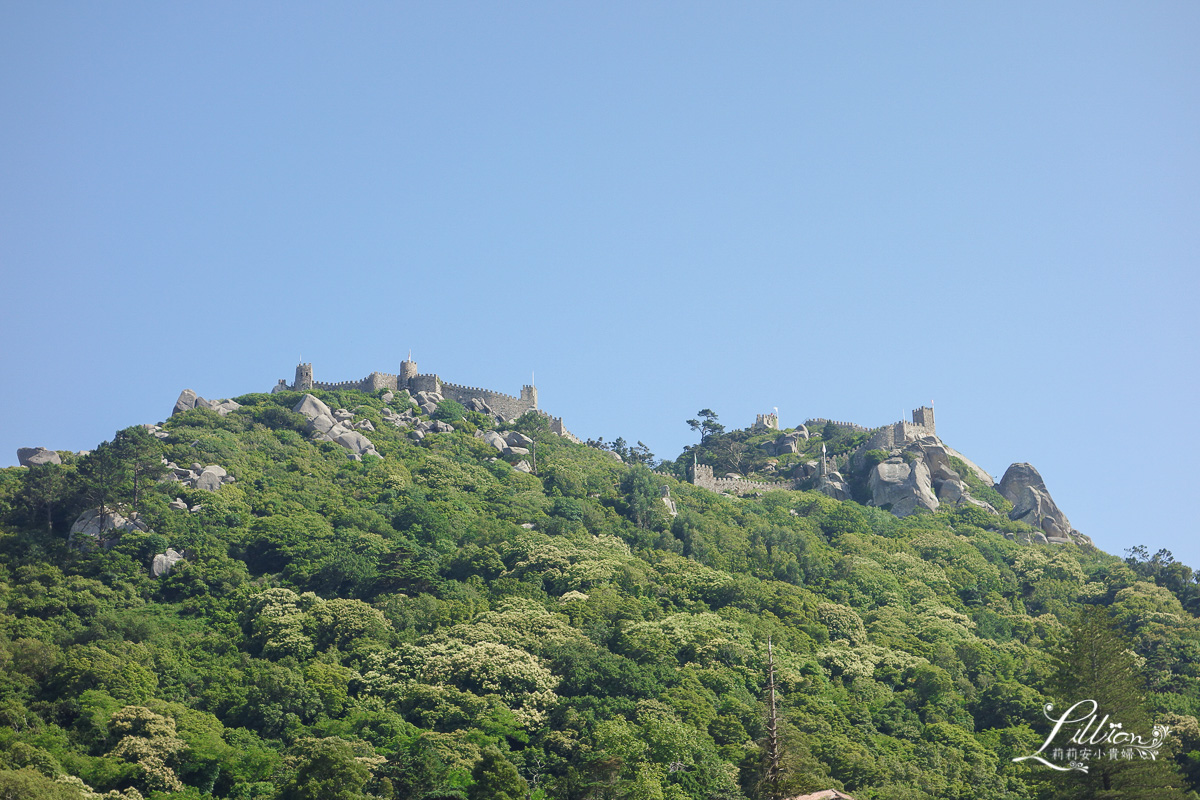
[0,387,1196,800]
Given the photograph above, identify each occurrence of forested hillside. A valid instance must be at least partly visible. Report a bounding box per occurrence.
[1,388,1198,799]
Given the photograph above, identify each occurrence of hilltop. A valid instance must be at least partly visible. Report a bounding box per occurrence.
[0,375,1197,800]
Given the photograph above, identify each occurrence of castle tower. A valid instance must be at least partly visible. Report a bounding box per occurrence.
[520,384,538,410]
[912,405,935,434]
[400,353,418,389]
[754,412,779,431]
[294,363,313,391]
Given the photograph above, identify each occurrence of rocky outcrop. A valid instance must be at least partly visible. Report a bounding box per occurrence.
[161,460,235,492]
[292,393,380,458]
[151,548,187,578]
[815,471,851,501]
[998,463,1077,543]
[17,447,61,467]
[757,430,807,457]
[69,507,150,544]
[868,458,938,516]
[173,389,241,417]
[293,394,333,420]
[661,485,678,517]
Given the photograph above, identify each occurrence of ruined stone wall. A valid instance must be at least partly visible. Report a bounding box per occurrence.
[689,463,793,495]
[547,415,580,443]
[805,418,870,433]
[440,380,537,422]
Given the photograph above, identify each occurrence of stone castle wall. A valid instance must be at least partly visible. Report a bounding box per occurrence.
[282,360,569,436]
[689,463,794,496]
[806,418,870,433]
[440,381,537,422]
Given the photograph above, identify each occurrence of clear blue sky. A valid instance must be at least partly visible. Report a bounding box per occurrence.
[2,4,1197,566]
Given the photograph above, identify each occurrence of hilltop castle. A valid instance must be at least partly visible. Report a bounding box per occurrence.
[274,356,575,439]
[690,405,937,495]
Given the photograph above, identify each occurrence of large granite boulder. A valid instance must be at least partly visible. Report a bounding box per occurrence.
[998,463,1074,541]
[151,548,187,578]
[308,414,336,435]
[293,394,333,420]
[69,507,149,543]
[465,397,494,414]
[868,458,939,516]
[211,399,242,416]
[194,466,227,492]
[504,432,533,448]
[815,472,851,501]
[483,430,508,452]
[333,430,379,457]
[17,447,61,467]
[173,389,199,416]
[907,437,957,482]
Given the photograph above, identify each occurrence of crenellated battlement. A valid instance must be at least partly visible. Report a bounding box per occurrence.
[806,418,870,432]
[689,462,795,496]
[278,356,559,434]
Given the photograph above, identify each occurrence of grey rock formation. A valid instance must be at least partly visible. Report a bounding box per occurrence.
[173,389,199,416]
[661,485,678,517]
[381,391,394,403]
[504,432,533,448]
[69,507,149,542]
[333,430,379,457]
[308,414,336,435]
[194,466,227,493]
[168,498,188,511]
[483,431,508,452]
[17,447,61,467]
[506,446,530,456]
[465,397,494,414]
[998,463,1074,541]
[333,409,355,422]
[151,548,186,578]
[868,458,939,517]
[513,460,534,473]
[293,394,333,420]
[815,472,851,501]
[353,419,375,432]
[211,400,242,416]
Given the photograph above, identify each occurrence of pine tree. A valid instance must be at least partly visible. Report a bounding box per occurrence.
[1037,605,1187,800]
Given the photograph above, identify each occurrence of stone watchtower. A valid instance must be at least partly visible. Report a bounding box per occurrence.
[520,384,538,409]
[400,355,418,389]
[294,363,314,391]
[912,405,935,434]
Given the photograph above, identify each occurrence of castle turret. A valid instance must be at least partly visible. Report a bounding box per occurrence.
[520,384,538,409]
[294,363,313,391]
[400,355,418,389]
[912,405,935,434]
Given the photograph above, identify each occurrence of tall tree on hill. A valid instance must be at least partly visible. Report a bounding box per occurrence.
[1035,605,1188,800]
[22,462,66,532]
[687,409,725,445]
[114,426,167,514]
[76,439,126,523]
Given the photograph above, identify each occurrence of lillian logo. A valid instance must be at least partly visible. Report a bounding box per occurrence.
[1012,700,1171,773]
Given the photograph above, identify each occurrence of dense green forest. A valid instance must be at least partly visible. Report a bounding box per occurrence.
[1,389,1198,799]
